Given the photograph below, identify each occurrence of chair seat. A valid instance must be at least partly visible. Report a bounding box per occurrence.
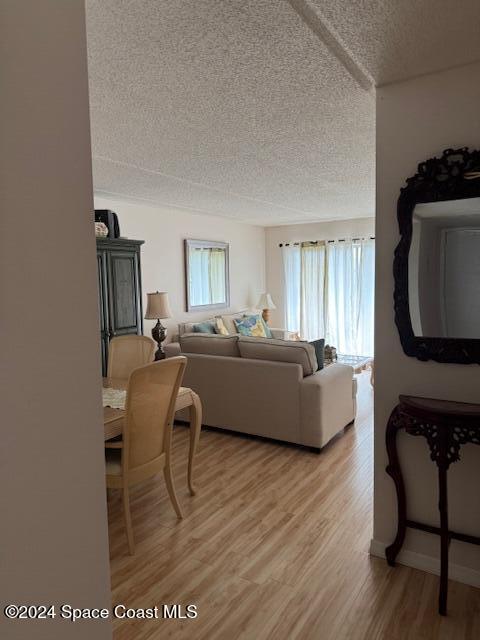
[105,448,122,475]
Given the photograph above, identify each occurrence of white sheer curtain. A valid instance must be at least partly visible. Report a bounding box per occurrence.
[209,249,226,304]
[301,244,326,342]
[189,248,210,306]
[189,248,226,306]
[282,244,301,334]
[282,239,375,356]
[325,240,375,355]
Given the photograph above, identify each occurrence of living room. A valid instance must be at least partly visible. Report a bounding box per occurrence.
[3,2,480,640]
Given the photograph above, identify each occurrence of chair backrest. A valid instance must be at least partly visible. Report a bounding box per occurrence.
[123,357,187,470]
[107,335,156,380]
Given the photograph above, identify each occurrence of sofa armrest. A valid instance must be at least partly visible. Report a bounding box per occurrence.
[300,363,356,448]
[164,342,181,358]
[305,362,353,386]
[270,328,299,341]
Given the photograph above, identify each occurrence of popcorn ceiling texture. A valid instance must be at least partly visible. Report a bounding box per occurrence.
[86,0,480,225]
[311,0,480,86]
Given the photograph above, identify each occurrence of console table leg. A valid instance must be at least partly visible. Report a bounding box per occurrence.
[438,465,449,615]
[385,407,407,566]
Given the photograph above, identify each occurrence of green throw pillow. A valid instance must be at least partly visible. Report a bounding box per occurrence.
[193,321,216,334]
[261,317,273,338]
[309,338,325,370]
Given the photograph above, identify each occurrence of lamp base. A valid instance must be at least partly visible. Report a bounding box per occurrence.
[262,308,270,324]
[151,319,167,360]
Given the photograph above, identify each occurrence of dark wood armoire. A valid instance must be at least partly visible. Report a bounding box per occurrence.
[96,238,144,375]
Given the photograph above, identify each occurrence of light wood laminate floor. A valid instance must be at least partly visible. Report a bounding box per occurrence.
[108,372,480,639]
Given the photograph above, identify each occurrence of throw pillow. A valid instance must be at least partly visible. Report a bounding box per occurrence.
[309,338,325,371]
[215,317,229,335]
[261,317,273,338]
[219,312,244,334]
[193,321,216,334]
[234,314,268,337]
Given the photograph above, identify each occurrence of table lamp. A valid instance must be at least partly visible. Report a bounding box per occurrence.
[256,293,276,324]
[145,291,172,360]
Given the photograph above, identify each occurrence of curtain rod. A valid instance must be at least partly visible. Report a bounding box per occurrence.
[278,236,375,247]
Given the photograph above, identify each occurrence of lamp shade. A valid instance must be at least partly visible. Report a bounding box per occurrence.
[145,292,172,319]
[256,293,276,310]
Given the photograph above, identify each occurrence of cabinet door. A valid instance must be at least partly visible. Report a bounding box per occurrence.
[97,250,109,375]
[107,250,142,338]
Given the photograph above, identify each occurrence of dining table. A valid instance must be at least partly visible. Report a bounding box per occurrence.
[102,377,202,495]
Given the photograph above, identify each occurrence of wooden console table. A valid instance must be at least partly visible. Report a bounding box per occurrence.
[385,395,480,615]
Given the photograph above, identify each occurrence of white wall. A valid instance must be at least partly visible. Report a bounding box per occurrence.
[94,196,266,339]
[373,62,480,585]
[0,2,111,638]
[265,218,375,327]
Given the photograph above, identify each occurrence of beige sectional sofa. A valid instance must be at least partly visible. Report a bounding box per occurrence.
[165,333,357,450]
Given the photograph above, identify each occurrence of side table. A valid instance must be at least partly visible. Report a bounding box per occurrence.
[385,395,480,615]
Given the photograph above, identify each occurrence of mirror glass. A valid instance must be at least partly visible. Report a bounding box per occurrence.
[185,239,229,311]
[408,197,480,338]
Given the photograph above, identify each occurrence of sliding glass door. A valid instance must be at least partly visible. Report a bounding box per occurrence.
[282,239,375,356]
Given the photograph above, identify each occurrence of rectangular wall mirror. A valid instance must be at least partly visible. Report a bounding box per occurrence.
[185,239,230,312]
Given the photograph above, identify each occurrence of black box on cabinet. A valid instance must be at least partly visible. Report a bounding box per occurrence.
[94,209,120,238]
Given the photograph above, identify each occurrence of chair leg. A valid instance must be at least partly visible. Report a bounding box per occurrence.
[122,485,135,555]
[163,461,183,519]
[187,392,202,496]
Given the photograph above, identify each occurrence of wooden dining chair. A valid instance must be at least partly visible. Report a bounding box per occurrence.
[107,335,156,380]
[105,356,187,555]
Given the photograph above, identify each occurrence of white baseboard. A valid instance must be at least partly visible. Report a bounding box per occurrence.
[369,539,480,588]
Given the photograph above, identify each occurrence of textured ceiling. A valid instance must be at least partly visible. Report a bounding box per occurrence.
[86,0,480,226]
[310,0,480,86]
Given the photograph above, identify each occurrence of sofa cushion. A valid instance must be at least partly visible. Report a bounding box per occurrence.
[234,314,269,337]
[238,336,317,376]
[179,333,240,357]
